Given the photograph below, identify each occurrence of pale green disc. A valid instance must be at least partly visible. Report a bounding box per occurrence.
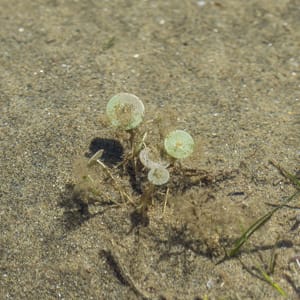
[139,147,170,169]
[106,93,144,130]
[147,166,170,186]
[164,130,194,159]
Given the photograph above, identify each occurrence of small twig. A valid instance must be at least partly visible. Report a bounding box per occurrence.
[87,149,104,166]
[163,187,169,214]
[96,159,134,204]
[101,249,152,300]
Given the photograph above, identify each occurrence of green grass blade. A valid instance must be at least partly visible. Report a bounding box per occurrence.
[257,266,287,297]
[228,207,279,257]
[269,160,300,189]
[228,190,300,257]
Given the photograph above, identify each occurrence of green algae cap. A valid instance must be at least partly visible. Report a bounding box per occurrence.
[164,130,194,159]
[106,93,144,130]
[147,166,170,185]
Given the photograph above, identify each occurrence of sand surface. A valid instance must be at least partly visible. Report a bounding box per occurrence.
[1,0,299,299]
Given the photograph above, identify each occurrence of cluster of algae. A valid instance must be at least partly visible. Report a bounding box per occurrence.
[71,93,300,298]
[72,92,201,220]
[106,93,195,187]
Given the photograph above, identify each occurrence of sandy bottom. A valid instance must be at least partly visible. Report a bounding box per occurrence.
[1,0,299,299]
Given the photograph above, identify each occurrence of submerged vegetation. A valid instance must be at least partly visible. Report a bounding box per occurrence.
[71,93,207,222]
[223,161,300,297]
[66,93,300,298]
[227,161,300,259]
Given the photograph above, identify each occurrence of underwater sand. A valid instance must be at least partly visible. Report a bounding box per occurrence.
[1,0,299,299]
